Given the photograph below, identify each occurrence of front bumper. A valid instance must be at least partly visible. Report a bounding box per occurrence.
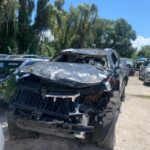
[9,114,94,139]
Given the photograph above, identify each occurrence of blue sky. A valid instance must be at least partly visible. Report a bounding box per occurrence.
[48,0,150,49]
[61,0,149,38]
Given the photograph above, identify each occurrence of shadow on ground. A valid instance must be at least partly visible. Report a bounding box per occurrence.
[5,134,104,150]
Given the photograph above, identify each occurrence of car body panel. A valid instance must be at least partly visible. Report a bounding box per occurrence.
[139,59,150,81]
[120,58,135,76]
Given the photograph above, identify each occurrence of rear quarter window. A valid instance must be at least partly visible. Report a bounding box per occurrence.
[111,52,118,65]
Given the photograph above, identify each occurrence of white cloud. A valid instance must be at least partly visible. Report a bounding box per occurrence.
[132,36,150,50]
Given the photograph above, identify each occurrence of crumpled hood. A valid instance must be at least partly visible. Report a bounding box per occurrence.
[19,62,109,87]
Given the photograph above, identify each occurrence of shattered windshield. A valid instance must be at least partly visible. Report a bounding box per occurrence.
[53,53,108,69]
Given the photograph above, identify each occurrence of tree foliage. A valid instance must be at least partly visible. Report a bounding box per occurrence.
[93,18,136,57]
[17,0,34,54]
[34,0,51,33]
[0,0,137,58]
[137,45,150,58]
[0,0,18,53]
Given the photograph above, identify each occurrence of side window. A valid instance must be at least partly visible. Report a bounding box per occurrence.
[111,52,118,66]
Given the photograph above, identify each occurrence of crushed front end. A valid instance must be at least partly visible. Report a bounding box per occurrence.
[9,62,116,139]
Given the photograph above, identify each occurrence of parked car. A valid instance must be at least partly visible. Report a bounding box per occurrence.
[0,54,9,59]
[8,48,127,150]
[0,58,49,104]
[6,54,49,59]
[120,58,135,76]
[120,58,130,85]
[0,58,24,83]
[134,58,146,71]
[144,63,150,84]
[139,59,150,84]
[0,56,49,83]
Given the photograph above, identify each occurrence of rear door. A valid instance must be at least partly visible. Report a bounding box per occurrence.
[110,52,124,96]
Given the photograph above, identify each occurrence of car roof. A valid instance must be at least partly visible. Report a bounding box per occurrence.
[61,48,114,56]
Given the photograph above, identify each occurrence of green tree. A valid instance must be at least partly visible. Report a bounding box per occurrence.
[93,19,115,48]
[62,4,98,49]
[54,0,64,11]
[50,0,67,50]
[0,0,18,53]
[17,0,34,54]
[113,18,136,57]
[33,0,54,54]
[137,45,150,58]
[34,0,51,33]
[93,18,136,57]
[0,0,137,57]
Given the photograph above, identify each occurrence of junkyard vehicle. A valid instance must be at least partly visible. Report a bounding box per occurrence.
[139,59,150,84]
[0,56,49,83]
[121,58,135,76]
[0,58,24,83]
[120,58,130,85]
[6,54,49,59]
[144,63,150,84]
[0,54,9,59]
[134,58,145,71]
[124,58,135,76]
[0,58,49,105]
[8,48,127,150]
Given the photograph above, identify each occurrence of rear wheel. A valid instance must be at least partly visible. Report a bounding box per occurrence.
[139,72,142,80]
[121,88,125,102]
[144,78,147,85]
[143,73,148,84]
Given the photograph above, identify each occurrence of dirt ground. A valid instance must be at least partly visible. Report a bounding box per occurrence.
[0,75,150,150]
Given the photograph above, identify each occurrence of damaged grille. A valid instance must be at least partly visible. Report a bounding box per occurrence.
[11,87,80,120]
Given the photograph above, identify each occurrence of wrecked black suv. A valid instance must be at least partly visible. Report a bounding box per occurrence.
[8,49,126,150]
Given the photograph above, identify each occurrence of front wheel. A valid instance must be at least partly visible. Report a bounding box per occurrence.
[89,95,120,150]
[96,126,115,150]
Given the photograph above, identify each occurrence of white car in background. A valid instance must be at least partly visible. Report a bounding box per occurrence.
[0,124,4,150]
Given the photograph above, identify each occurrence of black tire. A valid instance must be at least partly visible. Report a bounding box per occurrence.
[144,79,147,85]
[96,126,116,150]
[91,94,120,150]
[121,88,125,102]
[139,72,142,80]
[7,114,38,138]
[132,72,135,76]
